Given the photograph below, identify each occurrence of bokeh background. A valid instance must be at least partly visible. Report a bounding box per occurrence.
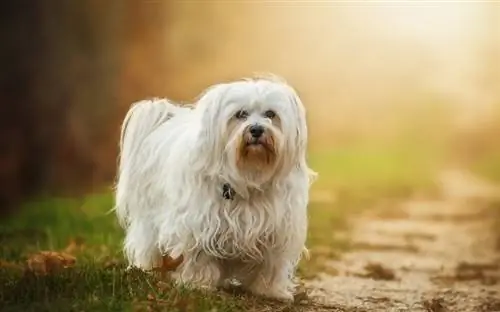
[1,0,499,215]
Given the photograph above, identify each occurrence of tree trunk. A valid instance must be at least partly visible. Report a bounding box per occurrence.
[0,0,125,216]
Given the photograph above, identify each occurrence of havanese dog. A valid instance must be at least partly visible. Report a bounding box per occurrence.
[114,74,316,301]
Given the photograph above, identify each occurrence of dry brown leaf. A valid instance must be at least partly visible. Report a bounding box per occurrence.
[26,251,76,275]
[354,262,397,281]
[152,254,183,278]
[0,260,22,270]
[64,236,85,254]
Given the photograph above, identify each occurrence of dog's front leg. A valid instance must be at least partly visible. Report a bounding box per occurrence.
[173,251,222,290]
[244,255,296,302]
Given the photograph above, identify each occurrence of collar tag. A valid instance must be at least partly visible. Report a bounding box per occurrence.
[222,183,235,200]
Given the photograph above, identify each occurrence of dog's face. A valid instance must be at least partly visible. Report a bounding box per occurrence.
[197,76,308,186]
[226,97,282,175]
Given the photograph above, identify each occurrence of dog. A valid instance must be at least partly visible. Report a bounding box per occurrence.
[114,74,316,301]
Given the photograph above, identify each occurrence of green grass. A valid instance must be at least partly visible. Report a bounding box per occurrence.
[471,151,500,183]
[0,196,252,312]
[0,143,441,311]
[310,141,441,197]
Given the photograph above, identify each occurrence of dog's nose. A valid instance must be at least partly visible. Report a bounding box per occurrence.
[249,124,264,138]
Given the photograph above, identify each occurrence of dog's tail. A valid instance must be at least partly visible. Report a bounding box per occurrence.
[116,99,175,225]
[119,99,174,164]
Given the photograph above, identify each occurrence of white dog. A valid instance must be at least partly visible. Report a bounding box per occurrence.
[114,75,316,301]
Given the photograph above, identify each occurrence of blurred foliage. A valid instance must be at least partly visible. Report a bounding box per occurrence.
[0,1,125,215]
[0,1,174,215]
[458,105,500,182]
[0,1,498,215]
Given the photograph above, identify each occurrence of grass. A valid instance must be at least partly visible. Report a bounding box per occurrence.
[471,151,500,183]
[310,140,442,197]
[0,196,250,312]
[0,142,441,311]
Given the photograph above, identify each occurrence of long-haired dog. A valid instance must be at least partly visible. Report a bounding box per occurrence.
[115,75,316,301]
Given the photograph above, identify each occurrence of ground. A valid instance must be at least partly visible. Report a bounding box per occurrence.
[307,170,500,312]
[1,144,500,311]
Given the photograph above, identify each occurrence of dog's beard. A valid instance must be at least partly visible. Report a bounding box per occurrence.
[235,130,278,174]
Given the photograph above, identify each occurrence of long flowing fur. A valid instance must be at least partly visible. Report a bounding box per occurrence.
[115,75,316,301]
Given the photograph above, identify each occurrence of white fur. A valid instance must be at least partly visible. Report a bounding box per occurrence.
[114,75,316,301]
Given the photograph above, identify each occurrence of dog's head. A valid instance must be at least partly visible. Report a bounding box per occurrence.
[196,74,309,188]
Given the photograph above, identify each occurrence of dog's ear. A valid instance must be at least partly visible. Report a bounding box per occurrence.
[285,84,317,183]
[194,83,227,174]
[290,89,308,163]
[281,84,307,163]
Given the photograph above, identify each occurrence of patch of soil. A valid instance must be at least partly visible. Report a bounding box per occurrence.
[353,263,397,281]
[350,241,419,253]
[367,206,410,220]
[402,232,437,241]
[422,298,447,312]
[305,170,500,312]
[432,261,500,286]
[478,296,500,312]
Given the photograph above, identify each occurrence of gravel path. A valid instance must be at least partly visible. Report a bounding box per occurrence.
[305,170,500,312]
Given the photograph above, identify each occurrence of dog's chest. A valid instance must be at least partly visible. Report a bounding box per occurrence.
[205,197,278,259]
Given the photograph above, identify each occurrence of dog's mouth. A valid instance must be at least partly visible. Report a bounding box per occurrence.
[246,137,264,146]
[239,128,276,158]
[237,132,278,172]
[244,137,274,153]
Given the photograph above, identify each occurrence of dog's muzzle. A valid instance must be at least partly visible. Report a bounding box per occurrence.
[249,124,265,139]
[245,124,269,146]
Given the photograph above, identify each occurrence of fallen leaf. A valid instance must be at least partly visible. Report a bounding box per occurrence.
[0,260,22,270]
[64,236,85,254]
[354,262,397,281]
[152,254,183,277]
[26,251,76,275]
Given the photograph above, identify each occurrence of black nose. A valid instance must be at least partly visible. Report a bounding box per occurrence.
[249,124,264,138]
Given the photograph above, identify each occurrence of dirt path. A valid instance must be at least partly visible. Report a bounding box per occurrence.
[305,170,500,312]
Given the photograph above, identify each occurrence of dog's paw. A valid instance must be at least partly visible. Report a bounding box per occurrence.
[248,283,294,302]
[266,289,294,302]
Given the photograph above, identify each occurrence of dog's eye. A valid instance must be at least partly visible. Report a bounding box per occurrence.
[264,110,276,119]
[235,110,249,119]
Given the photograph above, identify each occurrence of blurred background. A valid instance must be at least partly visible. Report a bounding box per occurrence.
[0,0,499,214]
